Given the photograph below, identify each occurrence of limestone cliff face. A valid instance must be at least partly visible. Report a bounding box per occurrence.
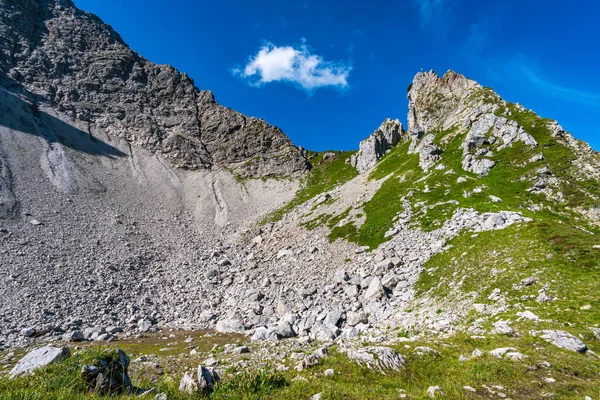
[350,118,404,173]
[0,0,308,178]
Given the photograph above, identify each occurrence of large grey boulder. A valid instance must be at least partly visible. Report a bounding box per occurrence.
[179,373,198,394]
[276,322,296,339]
[344,346,404,373]
[350,118,404,173]
[252,327,279,341]
[197,365,220,393]
[364,277,386,300]
[215,317,245,334]
[9,345,71,378]
[346,311,367,327]
[534,330,588,353]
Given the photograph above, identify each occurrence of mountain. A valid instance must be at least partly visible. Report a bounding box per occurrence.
[1,1,600,398]
[0,0,308,178]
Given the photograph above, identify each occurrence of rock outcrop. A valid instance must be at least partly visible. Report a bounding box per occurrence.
[0,0,307,178]
[350,118,404,173]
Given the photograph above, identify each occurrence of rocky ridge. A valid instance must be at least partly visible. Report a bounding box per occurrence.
[0,0,308,178]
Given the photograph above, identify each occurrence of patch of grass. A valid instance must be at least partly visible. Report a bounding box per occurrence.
[416,219,600,329]
[262,151,358,224]
[213,370,287,399]
[503,103,600,210]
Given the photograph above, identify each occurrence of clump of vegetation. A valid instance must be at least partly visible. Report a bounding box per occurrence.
[212,370,287,398]
[262,151,358,224]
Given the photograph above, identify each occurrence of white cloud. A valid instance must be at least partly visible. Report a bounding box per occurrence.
[233,41,351,92]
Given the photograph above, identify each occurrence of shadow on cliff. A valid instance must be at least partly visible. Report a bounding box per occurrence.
[0,85,126,158]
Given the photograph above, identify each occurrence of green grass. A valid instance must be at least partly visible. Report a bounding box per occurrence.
[262,151,358,224]
[326,141,421,248]
[416,219,600,328]
[3,333,600,399]
[501,103,600,210]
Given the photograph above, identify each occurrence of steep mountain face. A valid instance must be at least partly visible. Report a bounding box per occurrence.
[0,0,307,177]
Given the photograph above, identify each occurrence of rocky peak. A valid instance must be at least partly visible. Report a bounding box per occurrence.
[0,0,308,178]
[407,70,483,135]
[350,118,404,173]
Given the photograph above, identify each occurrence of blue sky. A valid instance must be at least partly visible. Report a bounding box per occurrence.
[74,0,600,151]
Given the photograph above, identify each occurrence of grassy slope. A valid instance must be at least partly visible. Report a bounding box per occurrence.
[2,333,599,399]
[262,151,358,224]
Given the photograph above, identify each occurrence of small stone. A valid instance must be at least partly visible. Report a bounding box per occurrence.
[517,311,540,321]
[427,385,445,398]
[473,304,487,313]
[463,386,476,392]
[216,318,245,334]
[303,354,320,369]
[534,330,588,353]
[252,327,279,341]
[489,347,518,358]
[346,311,367,327]
[521,276,539,286]
[204,358,218,367]
[493,320,514,336]
[20,328,36,338]
[364,277,386,300]
[324,369,334,376]
[333,269,349,283]
[233,346,250,355]
[179,372,198,394]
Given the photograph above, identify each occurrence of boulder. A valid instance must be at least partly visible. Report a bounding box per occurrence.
[344,346,404,373]
[216,318,245,334]
[535,330,588,353]
[10,345,71,378]
[252,327,279,341]
[276,322,296,338]
[63,330,85,342]
[346,311,367,327]
[79,349,151,396]
[364,277,386,300]
[333,269,349,283]
[197,365,220,393]
[179,373,198,394]
[20,327,36,338]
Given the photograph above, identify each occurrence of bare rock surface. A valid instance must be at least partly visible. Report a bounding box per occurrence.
[350,118,403,173]
[9,345,70,378]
